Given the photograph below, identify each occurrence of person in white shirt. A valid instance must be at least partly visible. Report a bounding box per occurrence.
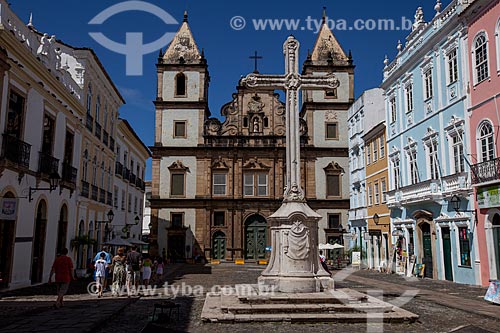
[95,252,107,298]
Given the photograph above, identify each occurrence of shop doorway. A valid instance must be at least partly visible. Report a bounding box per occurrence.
[420,222,433,279]
[441,227,453,281]
[31,200,47,284]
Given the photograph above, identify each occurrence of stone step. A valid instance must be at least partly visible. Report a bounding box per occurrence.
[207,311,419,324]
[238,294,368,305]
[222,302,394,315]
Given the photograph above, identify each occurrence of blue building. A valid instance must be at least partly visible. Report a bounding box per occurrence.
[382,1,478,284]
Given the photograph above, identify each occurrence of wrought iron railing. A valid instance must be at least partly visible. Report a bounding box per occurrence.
[62,163,77,186]
[470,158,500,185]
[1,134,31,168]
[102,130,109,146]
[130,173,136,185]
[109,137,115,151]
[81,180,89,198]
[106,191,112,206]
[86,113,93,132]
[38,151,59,175]
[91,185,98,201]
[95,122,102,140]
[123,167,130,181]
[98,188,106,203]
[115,161,123,176]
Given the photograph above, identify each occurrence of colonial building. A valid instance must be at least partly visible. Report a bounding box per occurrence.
[112,118,150,244]
[150,13,353,262]
[347,88,386,267]
[359,89,391,270]
[72,49,124,270]
[463,0,500,286]
[383,1,477,284]
[0,1,144,289]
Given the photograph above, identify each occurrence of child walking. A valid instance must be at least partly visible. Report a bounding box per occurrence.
[95,252,107,298]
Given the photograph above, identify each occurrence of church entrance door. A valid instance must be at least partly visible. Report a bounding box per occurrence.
[245,215,267,260]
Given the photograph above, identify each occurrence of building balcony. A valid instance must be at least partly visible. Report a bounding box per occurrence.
[1,134,31,169]
[81,180,89,198]
[102,130,109,147]
[136,178,145,190]
[123,167,130,181]
[62,163,77,186]
[471,158,500,185]
[95,122,102,140]
[98,188,106,203]
[38,151,59,175]
[386,179,440,208]
[115,161,123,177]
[109,137,115,152]
[130,173,137,186]
[106,191,112,206]
[91,185,98,201]
[86,113,94,132]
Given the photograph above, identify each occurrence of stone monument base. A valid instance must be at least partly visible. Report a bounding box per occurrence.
[201,284,419,323]
[257,275,334,293]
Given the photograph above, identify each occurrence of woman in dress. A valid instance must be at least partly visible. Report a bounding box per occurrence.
[155,257,164,285]
[111,247,126,295]
[142,255,153,287]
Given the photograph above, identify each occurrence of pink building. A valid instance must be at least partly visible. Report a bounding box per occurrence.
[464,0,500,286]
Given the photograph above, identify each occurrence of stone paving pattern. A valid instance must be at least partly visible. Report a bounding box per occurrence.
[1,264,500,332]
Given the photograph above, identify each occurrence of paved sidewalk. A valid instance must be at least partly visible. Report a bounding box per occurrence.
[340,271,500,320]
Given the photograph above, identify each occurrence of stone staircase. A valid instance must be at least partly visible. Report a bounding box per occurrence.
[202,285,419,323]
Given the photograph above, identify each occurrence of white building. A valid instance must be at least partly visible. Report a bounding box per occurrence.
[112,119,150,244]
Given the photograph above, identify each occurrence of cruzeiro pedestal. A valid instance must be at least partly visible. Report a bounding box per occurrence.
[201,35,419,324]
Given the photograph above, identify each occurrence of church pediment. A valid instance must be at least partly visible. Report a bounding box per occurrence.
[323,162,345,173]
[168,160,190,172]
[211,157,229,170]
[215,91,286,137]
[243,157,271,170]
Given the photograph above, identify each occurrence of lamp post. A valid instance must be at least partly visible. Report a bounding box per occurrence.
[96,209,114,242]
[28,172,60,202]
[450,194,477,233]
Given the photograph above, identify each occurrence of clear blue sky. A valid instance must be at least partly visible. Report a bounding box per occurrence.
[9,0,450,180]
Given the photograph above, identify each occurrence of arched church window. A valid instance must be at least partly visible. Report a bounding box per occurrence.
[175,73,186,96]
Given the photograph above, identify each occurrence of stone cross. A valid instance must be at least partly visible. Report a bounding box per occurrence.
[242,35,339,203]
[241,36,339,293]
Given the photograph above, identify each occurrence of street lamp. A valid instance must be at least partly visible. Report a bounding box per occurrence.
[450,194,477,232]
[373,213,380,225]
[450,195,477,215]
[96,209,114,242]
[28,172,60,202]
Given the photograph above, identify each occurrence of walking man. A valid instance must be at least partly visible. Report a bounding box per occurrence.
[49,248,75,308]
[126,246,142,296]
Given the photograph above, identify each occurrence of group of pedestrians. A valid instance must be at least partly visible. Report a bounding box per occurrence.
[48,246,168,308]
[92,246,166,297]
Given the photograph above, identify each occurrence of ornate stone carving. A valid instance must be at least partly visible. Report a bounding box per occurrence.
[248,94,264,113]
[167,160,189,171]
[299,118,308,136]
[284,221,310,260]
[205,118,221,135]
[243,157,270,170]
[325,111,338,121]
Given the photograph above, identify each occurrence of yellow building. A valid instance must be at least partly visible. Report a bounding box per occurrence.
[364,122,391,270]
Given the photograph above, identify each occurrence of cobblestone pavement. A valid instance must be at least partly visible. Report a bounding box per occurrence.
[2,265,500,333]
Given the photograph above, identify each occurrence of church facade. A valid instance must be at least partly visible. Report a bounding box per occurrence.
[149,14,353,261]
